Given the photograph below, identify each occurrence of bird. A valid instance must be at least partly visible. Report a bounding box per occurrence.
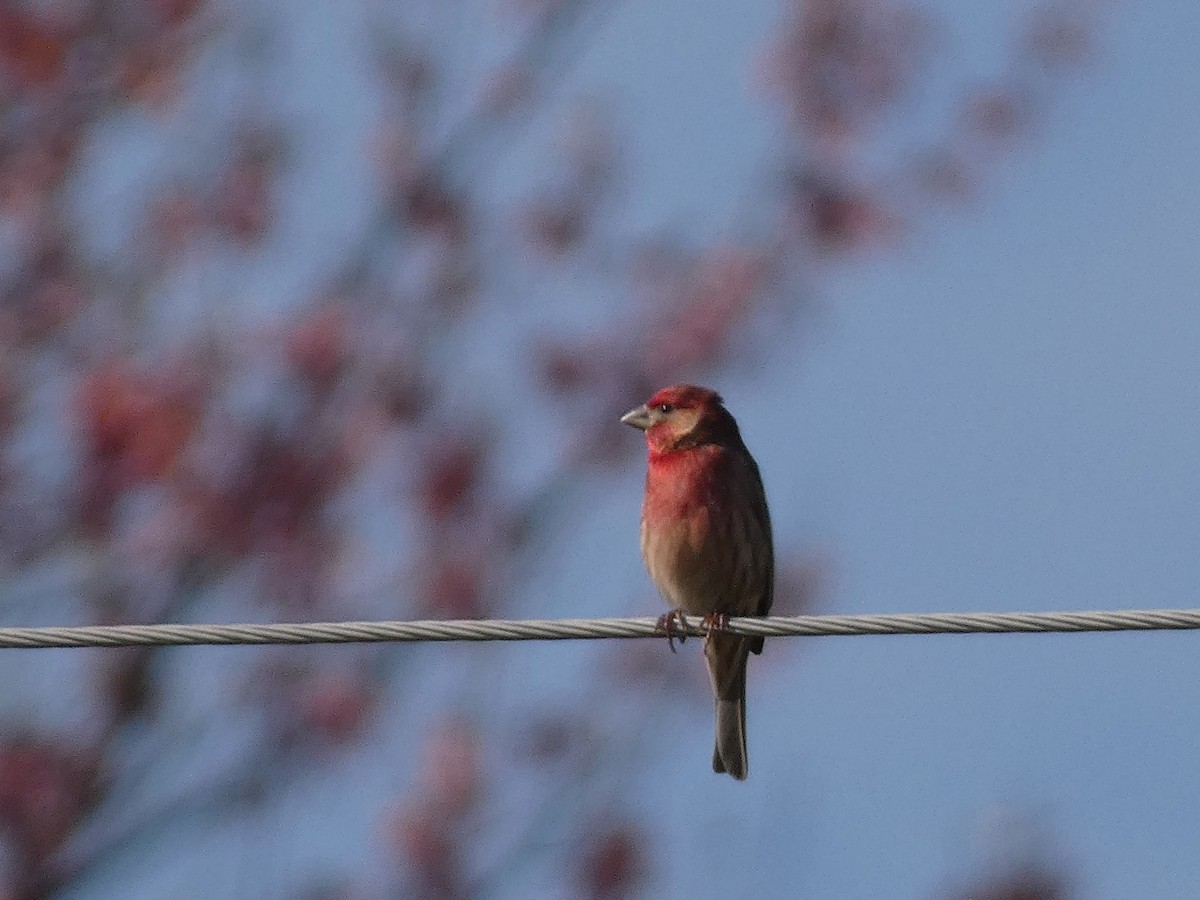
[621,384,774,780]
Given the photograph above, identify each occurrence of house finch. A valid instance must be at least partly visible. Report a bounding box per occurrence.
[622,385,773,780]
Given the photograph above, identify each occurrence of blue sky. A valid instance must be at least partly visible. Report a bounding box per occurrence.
[31,1,1200,897]
[569,1,1200,897]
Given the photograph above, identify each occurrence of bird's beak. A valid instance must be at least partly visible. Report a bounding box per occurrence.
[620,404,653,430]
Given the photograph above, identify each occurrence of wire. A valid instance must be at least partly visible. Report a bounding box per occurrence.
[2,608,1200,649]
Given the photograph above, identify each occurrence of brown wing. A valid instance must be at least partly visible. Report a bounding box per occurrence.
[739,448,773,653]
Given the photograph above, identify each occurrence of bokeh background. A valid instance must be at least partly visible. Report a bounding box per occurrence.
[1,0,1198,897]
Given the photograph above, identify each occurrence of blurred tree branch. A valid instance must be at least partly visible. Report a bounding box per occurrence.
[0,0,1100,896]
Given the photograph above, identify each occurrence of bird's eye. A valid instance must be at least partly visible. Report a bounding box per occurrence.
[657,403,674,414]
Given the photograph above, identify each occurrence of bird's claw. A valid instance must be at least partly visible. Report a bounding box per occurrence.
[655,609,689,652]
[701,613,730,648]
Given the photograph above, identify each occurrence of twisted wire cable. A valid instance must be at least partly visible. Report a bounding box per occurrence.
[2,607,1200,649]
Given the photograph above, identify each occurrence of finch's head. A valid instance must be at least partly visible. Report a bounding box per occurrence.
[621,384,741,454]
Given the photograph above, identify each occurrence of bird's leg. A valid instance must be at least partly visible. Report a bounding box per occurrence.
[654,609,689,652]
[701,612,730,649]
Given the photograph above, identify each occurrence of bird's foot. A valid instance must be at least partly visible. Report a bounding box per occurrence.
[655,609,689,652]
[701,613,730,648]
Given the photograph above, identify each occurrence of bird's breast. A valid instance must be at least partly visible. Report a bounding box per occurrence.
[640,451,739,615]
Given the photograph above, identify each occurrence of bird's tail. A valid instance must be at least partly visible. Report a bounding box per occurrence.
[706,635,750,780]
